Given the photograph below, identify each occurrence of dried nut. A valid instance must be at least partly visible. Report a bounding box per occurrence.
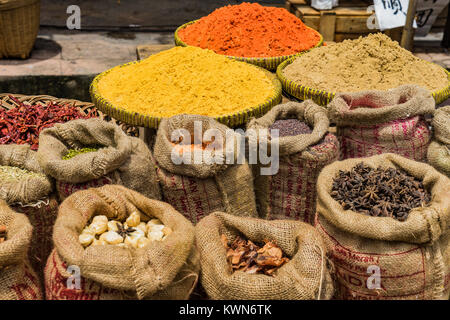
[126,211,140,227]
[89,222,108,235]
[79,233,94,247]
[107,221,121,232]
[136,222,146,234]
[82,227,95,236]
[162,227,173,237]
[148,230,164,242]
[102,231,123,245]
[130,228,145,238]
[125,235,140,248]
[137,237,150,249]
[92,215,108,225]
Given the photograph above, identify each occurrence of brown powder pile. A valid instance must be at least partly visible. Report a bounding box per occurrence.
[283,33,448,93]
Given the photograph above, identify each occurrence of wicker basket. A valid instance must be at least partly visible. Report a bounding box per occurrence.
[277,57,450,106]
[0,0,40,59]
[0,94,140,137]
[90,60,282,129]
[174,19,324,72]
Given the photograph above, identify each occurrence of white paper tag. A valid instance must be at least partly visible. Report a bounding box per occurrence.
[374,0,418,31]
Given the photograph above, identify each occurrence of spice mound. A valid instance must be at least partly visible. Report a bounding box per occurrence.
[96,46,277,118]
[62,147,99,160]
[0,225,6,243]
[178,2,321,58]
[222,235,290,276]
[283,33,448,93]
[269,119,312,137]
[0,96,96,150]
[79,212,172,249]
[331,162,431,221]
[0,165,46,183]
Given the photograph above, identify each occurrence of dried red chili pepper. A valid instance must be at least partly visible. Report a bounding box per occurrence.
[0,96,97,150]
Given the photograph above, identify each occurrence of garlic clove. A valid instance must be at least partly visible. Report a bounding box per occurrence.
[137,237,150,249]
[162,227,173,237]
[136,222,146,234]
[102,231,124,245]
[148,230,164,242]
[124,235,140,248]
[89,222,108,235]
[126,211,140,227]
[92,215,108,225]
[79,233,94,247]
[107,221,121,232]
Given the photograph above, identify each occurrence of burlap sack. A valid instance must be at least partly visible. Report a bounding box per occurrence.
[428,106,450,176]
[247,101,339,223]
[45,184,199,300]
[196,212,334,300]
[36,118,161,202]
[154,114,257,224]
[0,144,57,280]
[315,153,450,300]
[328,85,434,161]
[0,200,43,300]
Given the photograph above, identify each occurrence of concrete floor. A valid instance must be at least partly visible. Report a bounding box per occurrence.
[0,28,173,77]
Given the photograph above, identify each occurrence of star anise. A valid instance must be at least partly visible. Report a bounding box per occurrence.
[116,224,136,238]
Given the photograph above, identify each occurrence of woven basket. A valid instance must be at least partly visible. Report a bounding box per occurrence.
[0,0,40,59]
[277,56,450,107]
[0,94,140,137]
[90,61,282,129]
[174,19,324,72]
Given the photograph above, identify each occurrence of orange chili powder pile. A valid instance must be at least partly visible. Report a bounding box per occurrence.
[178,2,321,58]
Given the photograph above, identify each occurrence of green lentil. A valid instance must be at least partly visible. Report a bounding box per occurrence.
[63,148,99,160]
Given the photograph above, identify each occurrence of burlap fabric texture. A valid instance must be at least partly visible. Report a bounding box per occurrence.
[315,153,450,300]
[36,118,161,201]
[428,106,450,177]
[195,212,334,300]
[247,101,339,223]
[0,200,43,300]
[328,85,434,161]
[44,184,199,300]
[154,114,257,224]
[0,144,57,280]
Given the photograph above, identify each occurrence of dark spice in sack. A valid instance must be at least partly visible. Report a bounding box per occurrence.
[247,101,339,223]
[0,144,57,281]
[37,118,161,202]
[315,153,450,300]
[154,114,257,224]
[328,85,434,161]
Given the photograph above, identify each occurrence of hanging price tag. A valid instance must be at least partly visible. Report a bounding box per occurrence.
[374,0,418,30]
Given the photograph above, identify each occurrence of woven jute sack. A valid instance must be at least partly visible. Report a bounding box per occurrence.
[428,106,450,177]
[44,184,199,300]
[0,200,43,300]
[36,118,161,202]
[315,153,450,300]
[247,101,339,223]
[0,144,57,280]
[196,212,334,300]
[154,114,257,225]
[328,85,434,161]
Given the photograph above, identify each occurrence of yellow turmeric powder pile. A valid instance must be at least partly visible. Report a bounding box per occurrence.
[96,46,277,118]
